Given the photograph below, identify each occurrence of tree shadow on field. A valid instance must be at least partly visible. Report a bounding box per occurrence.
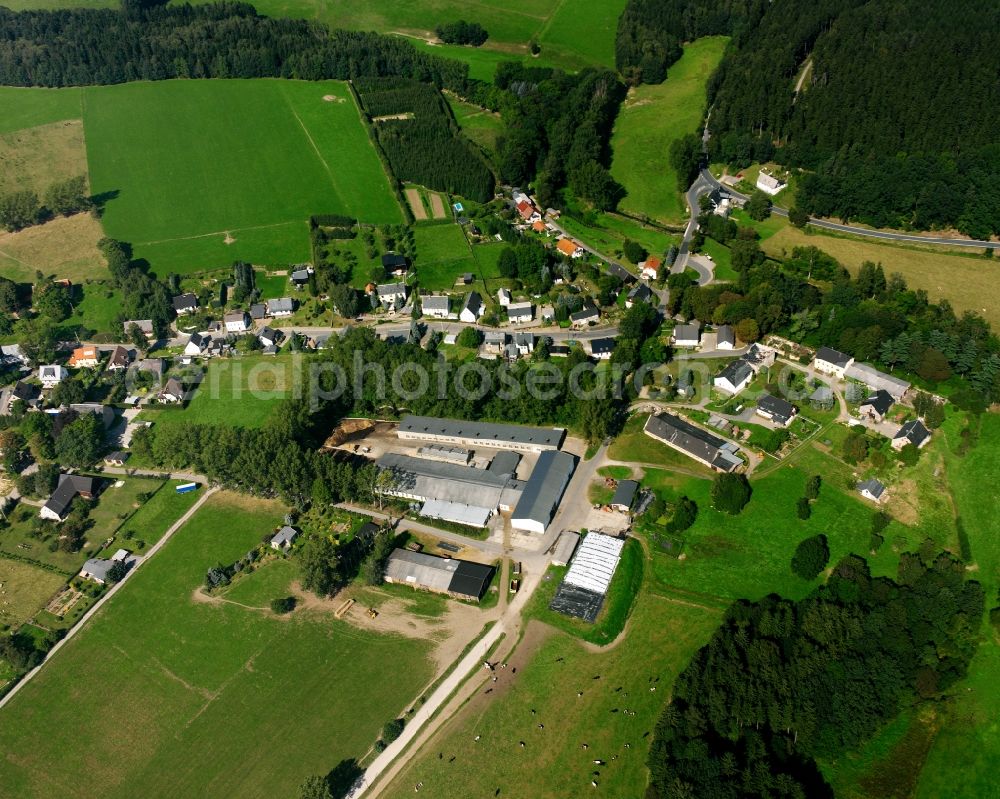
[327,758,364,798]
[89,188,120,218]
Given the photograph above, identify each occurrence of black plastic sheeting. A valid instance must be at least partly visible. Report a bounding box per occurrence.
[549,582,606,623]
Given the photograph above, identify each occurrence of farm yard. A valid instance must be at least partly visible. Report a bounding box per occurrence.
[610,37,729,224]
[0,493,439,799]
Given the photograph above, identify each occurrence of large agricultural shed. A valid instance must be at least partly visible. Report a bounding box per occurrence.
[384,549,494,601]
[510,451,577,534]
[397,415,566,452]
[549,533,625,622]
[376,452,517,525]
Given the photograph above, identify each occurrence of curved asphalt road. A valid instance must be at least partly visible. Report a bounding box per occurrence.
[699,168,1000,249]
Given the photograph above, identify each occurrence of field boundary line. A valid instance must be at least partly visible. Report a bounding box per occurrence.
[0,486,218,711]
[134,219,302,247]
[278,84,349,210]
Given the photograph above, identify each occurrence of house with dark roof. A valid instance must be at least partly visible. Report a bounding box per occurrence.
[715,325,735,350]
[184,332,211,357]
[713,359,754,394]
[258,327,283,348]
[376,282,408,311]
[159,377,185,404]
[858,478,887,503]
[859,389,894,423]
[290,267,313,288]
[570,305,599,327]
[644,413,742,472]
[459,291,483,323]
[513,331,535,356]
[172,293,199,315]
[755,394,797,427]
[40,474,99,522]
[892,419,931,450]
[104,451,130,466]
[250,303,267,321]
[422,295,451,319]
[589,338,615,360]
[610,479,638,512]
[813,346,854,379]
[626,283,652,308]
[507,302,534,324]
[673,323,701,348]
[106,345,131,371]
[0,380,41,414]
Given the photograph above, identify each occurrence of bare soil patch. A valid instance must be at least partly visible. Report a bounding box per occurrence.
[405,187,428,221]
[429,192,447,219]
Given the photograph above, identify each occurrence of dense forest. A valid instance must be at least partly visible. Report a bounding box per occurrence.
[489,64,627,211]
[615,0,758,83]
[355,77,494,202]
[616,0,1000,235]
[0,3,468,89]
[647,552,983,797]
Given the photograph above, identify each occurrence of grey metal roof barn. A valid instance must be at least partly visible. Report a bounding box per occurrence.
[845,362,911,400]
[384,549,493,600]
[644,413,742,472]
[377,452,513,512]
[510,450,576,533]
[397,415,565,451]
[487,450,521,477]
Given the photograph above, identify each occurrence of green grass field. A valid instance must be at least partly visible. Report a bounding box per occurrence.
[78,79,402,273]
[141,353,294,429]
[381,587,720,799]
[610,37,729,224]
[412,224,478,289]
[0,86,83,133]
[911,413,1000,798]
[446,94,503,154]
[0,559,67,631]
[0,492,436,799]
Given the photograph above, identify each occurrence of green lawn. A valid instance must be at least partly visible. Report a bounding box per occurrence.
[109,481,204,550]
[413,224,477,290]
[0,492,436,799]
[610,36,729,224]
[913,413,1000,798]
[141,353,293,429]
[0,86,83,133]
[75,79,401,274]
[446,94,503,154]
[65,282,122,337]
[381,587,721,799]
[219,557,300,609]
